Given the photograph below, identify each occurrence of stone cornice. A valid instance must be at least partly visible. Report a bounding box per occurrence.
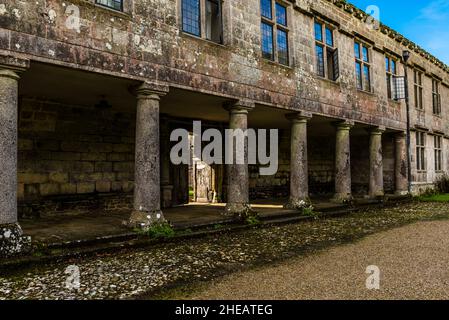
[324,0,449,75]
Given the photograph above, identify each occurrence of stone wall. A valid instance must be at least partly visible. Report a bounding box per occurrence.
[18,98,135,216]
[308,135,335,196]
[249,129,290,199]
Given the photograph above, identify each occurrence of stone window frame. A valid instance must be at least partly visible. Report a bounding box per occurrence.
[416,131,426,172]
[314,19,339,81]
[260,0,292,66]
[434,135,443,172]
[413,68,424,110]
[95,0,123,11]
[178,0,225,45]
[432,78,442,116]
[354,40,372,92]
[385,55,398,100]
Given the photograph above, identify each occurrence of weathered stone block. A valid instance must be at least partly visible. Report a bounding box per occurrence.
[113,144,133,153]
[18,139,33,151]
[18,173,48,184]
[95,162,113,172]
[60,183,77,195]
[96,181,111,193]
[113,162,134,172]
[81,153,108,161]
[17,183,25,200]
[77,183,95,194]
[49,172,69,184]
[40,183,60,196]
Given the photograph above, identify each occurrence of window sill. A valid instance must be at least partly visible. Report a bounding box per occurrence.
[356,89,376,97]
[388,99,401,105]
[262,58,293,71]
[432,114,443,119]
[316,76,341,87]
[95,5,132,20]
[180,32,226,49]
[76,1,133,20]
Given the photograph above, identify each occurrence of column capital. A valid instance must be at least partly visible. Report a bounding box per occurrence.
[223,99,255,114]
[133,81,169,100]
[369,126,386,135]
[286,111,312,123]
[0,55,29,77]
[334,120,354,130]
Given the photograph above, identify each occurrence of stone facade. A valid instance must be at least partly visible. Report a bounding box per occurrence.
[0,0,449,255]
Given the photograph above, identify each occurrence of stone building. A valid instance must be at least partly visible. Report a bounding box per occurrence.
[0,0,448,256]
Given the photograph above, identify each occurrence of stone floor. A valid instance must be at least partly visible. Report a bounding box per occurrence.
[1,202,448,300]
[21,199,345,244]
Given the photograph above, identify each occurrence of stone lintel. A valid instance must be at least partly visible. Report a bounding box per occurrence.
[133,81,169,99]
[223,99,255,114]
[286,111,313,122]
[0,55,30,74]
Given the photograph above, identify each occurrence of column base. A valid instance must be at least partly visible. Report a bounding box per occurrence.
[331,193,353,204]
[127,210,166,230]
[368,191,385,199]
[284,198,311,211]
[0,223,31,258]
[224,203,256,219]
[395,190,409,196]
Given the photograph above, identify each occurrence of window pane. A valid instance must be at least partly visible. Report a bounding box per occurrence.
[414,85,418,108]
[277,29,289,65]
[316,44,325,77]
[354,42,360,59]
[261,0,272,19]
[362,46,369,62]
[182,0,201,36]
[386,74,392,99]
[363,65,370,91]
[96,0,122,10]
[315,22,323,42]
[419,88,423,109]
[205,0,223,43]
[355,62,362,89]
[261,22,274,60]
[325,27,333,47]
[391,60,397,74]
[385,57,390,72]
[276,3,287,26]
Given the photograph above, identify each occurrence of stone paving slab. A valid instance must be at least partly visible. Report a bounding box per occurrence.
[19,199,347,245]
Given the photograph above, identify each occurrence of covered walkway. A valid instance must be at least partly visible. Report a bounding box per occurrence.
[21,199,349,245]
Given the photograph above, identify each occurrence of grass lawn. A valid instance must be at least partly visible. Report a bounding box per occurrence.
[418,194,449,202]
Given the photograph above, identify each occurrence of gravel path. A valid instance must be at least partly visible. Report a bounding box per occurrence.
[187,220,449,300]
[1,202,449,300]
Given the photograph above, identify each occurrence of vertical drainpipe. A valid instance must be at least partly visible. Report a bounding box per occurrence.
[402,51,413,194]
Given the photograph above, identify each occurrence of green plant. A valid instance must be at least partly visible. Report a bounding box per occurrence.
[143,222,175,239]
[246,215,261,226]
[213,223,224,230]
[302,206,319,219]
[436,174,449,193]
